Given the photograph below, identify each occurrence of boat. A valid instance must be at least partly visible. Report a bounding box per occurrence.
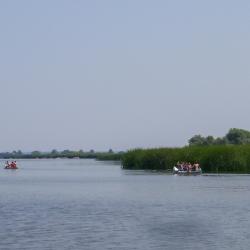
[4,161,18,170]
[173,166,202,175]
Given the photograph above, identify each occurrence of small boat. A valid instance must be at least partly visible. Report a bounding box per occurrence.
[4,161,18,170]
[173,166,202,175]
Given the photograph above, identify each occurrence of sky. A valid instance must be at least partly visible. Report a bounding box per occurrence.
[0,0,249,152]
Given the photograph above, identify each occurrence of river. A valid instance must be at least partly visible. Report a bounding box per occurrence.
[0,159,250,250]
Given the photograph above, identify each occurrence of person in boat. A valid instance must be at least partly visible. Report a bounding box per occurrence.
[180,163,184,170]
[175,162,201,172]
[193,162,200,171]
[180,163,184,171]
[183,162,188,171]
[10,161,17,169]
[176,161,181,169]
[5,161,10,168]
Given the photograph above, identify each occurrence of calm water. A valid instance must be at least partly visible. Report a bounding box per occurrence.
[1,159,250,250]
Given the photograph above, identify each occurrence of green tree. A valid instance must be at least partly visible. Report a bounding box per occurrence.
[189,135,206,146]
[225,128,250,144]
[31,151,42,158]
[204,136,215,145]
[214,137,227,145]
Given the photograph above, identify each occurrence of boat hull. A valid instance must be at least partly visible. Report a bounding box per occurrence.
[173,170,202,175]
[4,167,18,170]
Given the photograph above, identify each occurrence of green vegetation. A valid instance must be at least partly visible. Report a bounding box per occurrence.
[95,152,124,161]
[122,128,250,172]
[3,128,250,173]
[122,145,250,173]
[0,149,124,161]
[189,128,250,146]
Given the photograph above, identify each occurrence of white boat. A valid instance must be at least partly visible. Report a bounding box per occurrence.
[173,166,202,175]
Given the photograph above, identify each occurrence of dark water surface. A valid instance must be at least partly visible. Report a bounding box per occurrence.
[1,159,250,250]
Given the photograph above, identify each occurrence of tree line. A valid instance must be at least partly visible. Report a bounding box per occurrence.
[0,149,124,160]
[189,128,250,146]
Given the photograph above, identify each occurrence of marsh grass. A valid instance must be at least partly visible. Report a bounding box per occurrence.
[122,145,250,173]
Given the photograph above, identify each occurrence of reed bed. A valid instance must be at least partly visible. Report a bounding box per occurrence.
[122,145,250,173]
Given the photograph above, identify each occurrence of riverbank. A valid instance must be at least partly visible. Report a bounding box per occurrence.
[122,145,250,173]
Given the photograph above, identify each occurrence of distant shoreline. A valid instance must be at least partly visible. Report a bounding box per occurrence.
[3,144,250,174]
[0,151,124,161]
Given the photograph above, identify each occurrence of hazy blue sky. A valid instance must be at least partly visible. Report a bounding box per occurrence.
[0,0,249,151]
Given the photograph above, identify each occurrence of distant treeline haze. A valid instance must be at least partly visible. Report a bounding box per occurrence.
[0,149,124,161]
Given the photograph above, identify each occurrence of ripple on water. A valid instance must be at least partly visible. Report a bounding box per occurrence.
[1,159,250,250]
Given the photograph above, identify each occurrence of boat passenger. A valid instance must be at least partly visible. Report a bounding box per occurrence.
[194,163,200,171]
[176,162,181,170]
[180,163,184,170]
[183,163,187,171]
[10,161,16,169]
[5,161,10,168]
